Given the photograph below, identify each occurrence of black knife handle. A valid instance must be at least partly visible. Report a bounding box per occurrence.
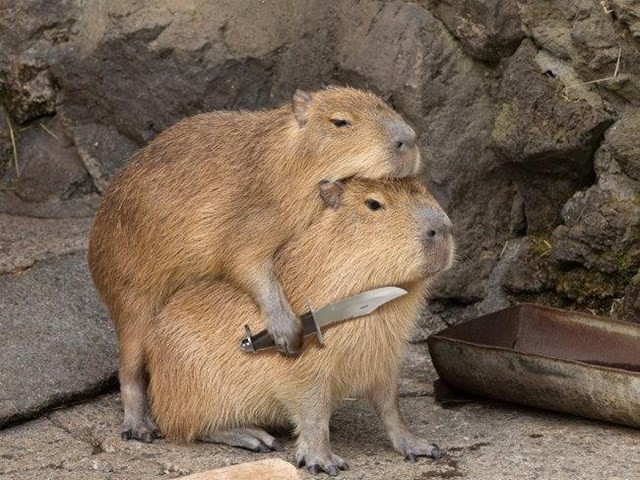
[240,311,319,353]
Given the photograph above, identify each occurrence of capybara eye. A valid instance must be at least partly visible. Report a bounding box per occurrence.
[330,118,350,127]
[365,199,383,211]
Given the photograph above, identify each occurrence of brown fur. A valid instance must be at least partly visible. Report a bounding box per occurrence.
[88,87,421,441]
[146,178,454,473]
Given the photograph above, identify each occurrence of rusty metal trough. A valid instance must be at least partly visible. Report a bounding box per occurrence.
[427,303,640,428]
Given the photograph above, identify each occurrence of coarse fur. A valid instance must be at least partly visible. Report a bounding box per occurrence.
[146,178,454,475]
[88,87,422,441]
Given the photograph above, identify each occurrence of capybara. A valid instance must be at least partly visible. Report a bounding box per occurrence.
[88,87,422,441]
[146,177,454,475]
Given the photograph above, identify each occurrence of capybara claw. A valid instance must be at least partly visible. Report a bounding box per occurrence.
[326,465,339,476]
[429,444,442,459]
[401,438,442,462]
[295,450,348,476]
[121,418,160,443]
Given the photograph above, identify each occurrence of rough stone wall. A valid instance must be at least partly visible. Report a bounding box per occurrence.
[1,0,639,326]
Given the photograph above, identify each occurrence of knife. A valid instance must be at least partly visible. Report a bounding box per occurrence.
[239,286,408,353]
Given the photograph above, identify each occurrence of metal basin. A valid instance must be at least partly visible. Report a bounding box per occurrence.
[427,303,640,428]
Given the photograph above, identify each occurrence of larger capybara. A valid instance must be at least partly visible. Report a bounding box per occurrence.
[146,177,454,475]
[88,87,422,441]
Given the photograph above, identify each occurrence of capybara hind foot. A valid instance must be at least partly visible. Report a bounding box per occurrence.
[295,443,349,476]
[202,428,284,452]
[394,432,441,462]
[121,415,161,443]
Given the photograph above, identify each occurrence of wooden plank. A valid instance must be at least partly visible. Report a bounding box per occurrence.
[180,458,300,480]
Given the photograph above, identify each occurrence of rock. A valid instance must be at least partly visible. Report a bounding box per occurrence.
[4,116,92,202]
[548,136,640,309]
[606,110,640,181]
[0,192,100,218]
[0,55,57,125]
[0,213,92,274]
[491,40,613,232]
[550,142,640,276]
[517,0,576,60]
[399,343,438,397]
[502,237,553,294]
[182,459,300,480]
[425,0,524,62]
[0,252,117,427]
[518,0,640,105]
[623,272,640,322]
[0,108,13,180]
[409,308,448,343]
[611,0,640,39]
[64,122,138,191]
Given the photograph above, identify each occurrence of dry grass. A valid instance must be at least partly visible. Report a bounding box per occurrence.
[565,46,622,90]
[40,121,61,141]
[4,110,19,178]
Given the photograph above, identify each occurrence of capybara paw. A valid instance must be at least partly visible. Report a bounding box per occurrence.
[202,428,284,453]
[397,434,441,462]
[121,418,161,443]
[295,449,349,476]
[270,319,303,356]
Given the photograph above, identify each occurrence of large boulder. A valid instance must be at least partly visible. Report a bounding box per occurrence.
[425,0,524,62]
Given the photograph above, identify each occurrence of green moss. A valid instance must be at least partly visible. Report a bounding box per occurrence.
[555,269,615,303]
[530,235,552,257]
[491,103,518,143]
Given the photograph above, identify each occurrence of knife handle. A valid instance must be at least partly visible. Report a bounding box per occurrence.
[239,312,320,353]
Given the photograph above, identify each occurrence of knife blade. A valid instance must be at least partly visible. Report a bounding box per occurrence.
[239,286,408,353]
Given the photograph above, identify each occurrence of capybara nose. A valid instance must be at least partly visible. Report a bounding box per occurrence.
[386,120,419,177]
[388,120,417,153]
[422,208,453,244]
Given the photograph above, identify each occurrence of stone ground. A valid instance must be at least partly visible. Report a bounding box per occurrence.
[1,198,639,479]
[1,392,639,480]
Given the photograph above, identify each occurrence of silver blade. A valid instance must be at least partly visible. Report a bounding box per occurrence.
[312,286,408,329]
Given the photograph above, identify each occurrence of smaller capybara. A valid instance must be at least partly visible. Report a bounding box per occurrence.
[146,177,454,475]
[88,87,421,441]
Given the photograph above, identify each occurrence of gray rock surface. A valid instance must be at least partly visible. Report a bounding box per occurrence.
[1,392,639,479]
[6,117,92,202]
[0,252,116,427]
[425,0,524,62]
[491,40,612,232]
[0,214,92,273]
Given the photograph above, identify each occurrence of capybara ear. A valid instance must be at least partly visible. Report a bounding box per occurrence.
[319,179,345,209]
[292,89,312,127]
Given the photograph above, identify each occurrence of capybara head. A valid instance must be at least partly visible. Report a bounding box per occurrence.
[291,87,421,179]
[280,178,454,289]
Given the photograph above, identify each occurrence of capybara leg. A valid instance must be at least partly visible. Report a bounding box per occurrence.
[367,381,441,461]
[242,260,302,356]
[293,398,349,476]
[119,336,159,443]
[201,428,284,452]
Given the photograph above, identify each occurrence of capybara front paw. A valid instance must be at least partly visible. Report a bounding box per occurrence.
[295,448,349,476]
[121,417,161,443]
[396,433,441,462]
[270,314,303,356]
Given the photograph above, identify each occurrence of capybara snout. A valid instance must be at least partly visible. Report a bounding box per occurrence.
[385,118,420,177]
